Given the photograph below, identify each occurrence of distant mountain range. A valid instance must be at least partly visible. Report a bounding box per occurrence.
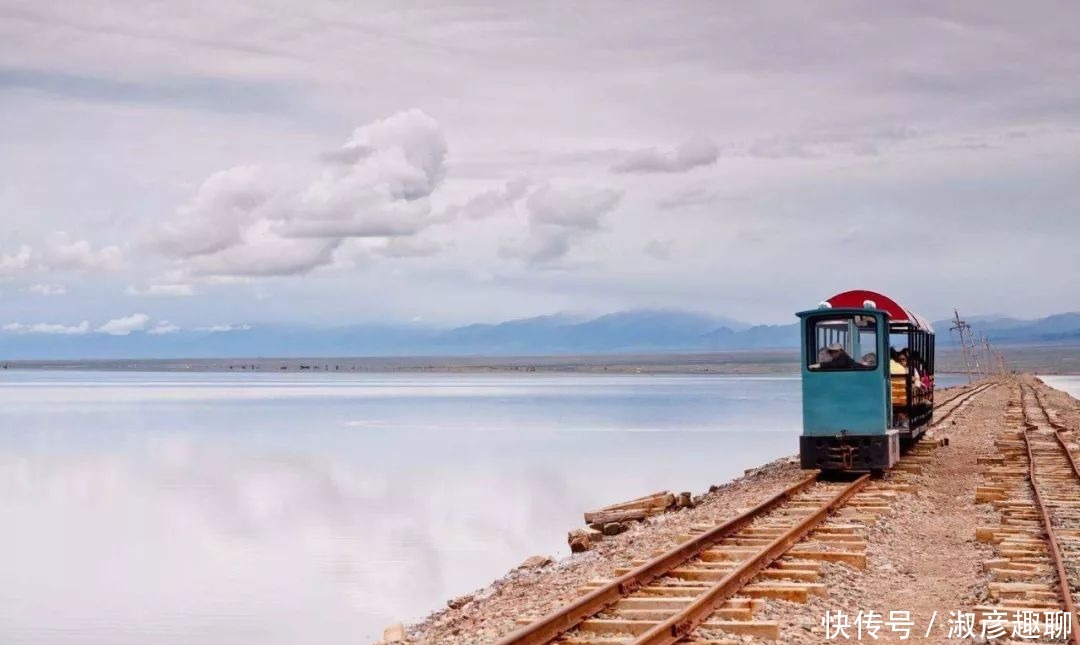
[2,309,1079,360]
[933,313,1080,344]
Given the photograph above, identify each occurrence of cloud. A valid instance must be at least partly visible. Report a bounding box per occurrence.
[153,110,448,278]
[126,284,196,296]
[643,240,674,260]
[3,320,90,335]
[0,245,33,275]
[0,66,300,116]
[154,165,276,258]
[503,183,622,265]
[442,177,530,220]
[526,184,621,231]
[611,137,719,173]
[195,324,252,332]
[96,313,150,336]
[26,283,66,296]
[656,187,719,210]
[376,237,444,258]
[43,233,125,272]
[148,321,181,335]
[185,222,341,277]
[278,109,447,238]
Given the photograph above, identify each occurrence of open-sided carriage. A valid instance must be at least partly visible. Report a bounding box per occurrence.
[797,290,935,471]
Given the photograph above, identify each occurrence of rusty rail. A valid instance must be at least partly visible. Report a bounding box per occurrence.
[632,473,870,645]
[493,472,820,645]
[931,380,996,427]
[1019,383,1080,645]
[1026,383,1080,481]
[934,383,982,408]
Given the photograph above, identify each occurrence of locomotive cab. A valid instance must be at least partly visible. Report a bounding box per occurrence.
[797,290,935,472]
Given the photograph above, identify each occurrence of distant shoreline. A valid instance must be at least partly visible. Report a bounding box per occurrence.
[2,345,1079,375]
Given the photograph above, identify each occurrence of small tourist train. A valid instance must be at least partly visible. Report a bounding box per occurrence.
[797,290,935,472]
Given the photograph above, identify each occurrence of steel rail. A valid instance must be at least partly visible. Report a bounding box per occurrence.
[1025,383,1080,482]
[1032,384,1075,434]
[935,378,996,408]
[493,472,821,645]
[931,380,996,427]
[934,384,981,408]
[1034,388,1080,480]
[631,473,871,645]
[1019,384,1080,645]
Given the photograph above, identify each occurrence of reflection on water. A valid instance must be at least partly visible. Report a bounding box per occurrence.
[0,371,966,644]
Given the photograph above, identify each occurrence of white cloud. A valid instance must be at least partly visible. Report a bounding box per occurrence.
[26,283,67,296]
[611,137,719,173]
[443,177,530,220]
[154,165,275,258]
[186,221,341,277]
[196,324,252,332]
[148,321,181,335]
[0,245,33,275]
[503,183,622,265]
[656,187,719,210]
[126,283,196,296]
[277,109,447,238]
[96,313,150,336]
[526,184,621,231]
[3,320,90,335]
[43,233,125,272]
[375,237,444,258]
[153,110,448,278]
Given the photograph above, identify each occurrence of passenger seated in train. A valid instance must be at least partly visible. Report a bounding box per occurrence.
[889,349,904,375]
[911,351,932,389]
[815,342,857,370]
[860,352,877,367]
[898,349,924,391]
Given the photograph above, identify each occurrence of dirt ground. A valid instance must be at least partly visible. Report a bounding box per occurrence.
[400,378,1080,645]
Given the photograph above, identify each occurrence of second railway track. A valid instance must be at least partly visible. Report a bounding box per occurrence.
[496,380,998,645]
[976,380,1080,642]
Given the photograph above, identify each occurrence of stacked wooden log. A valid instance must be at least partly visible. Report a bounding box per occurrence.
[568,490,694,552]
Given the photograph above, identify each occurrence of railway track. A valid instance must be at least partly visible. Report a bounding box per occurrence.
[497,381,998,645]
[498,473,883,644]
[975,380,1080,642]
[931,380,998,428]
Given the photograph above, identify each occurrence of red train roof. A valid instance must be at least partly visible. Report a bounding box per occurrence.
[826,290,934,333]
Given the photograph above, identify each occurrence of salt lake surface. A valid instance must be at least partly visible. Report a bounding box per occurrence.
[1,370,970,644]
[1043,375,1080,400]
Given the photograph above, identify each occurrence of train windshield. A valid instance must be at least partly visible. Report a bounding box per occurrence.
[807,315,878,371]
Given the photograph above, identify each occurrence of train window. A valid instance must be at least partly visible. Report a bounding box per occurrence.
[807,315,878,371]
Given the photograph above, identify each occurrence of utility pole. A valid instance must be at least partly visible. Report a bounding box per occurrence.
[982,336,993,378]
[950,309,974,383]
[978,336,987,376]
[968,331,982,377]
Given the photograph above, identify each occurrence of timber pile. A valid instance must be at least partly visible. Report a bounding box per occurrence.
[568,490,695,552]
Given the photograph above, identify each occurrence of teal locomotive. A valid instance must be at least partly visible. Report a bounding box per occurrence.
[797,290,935,471]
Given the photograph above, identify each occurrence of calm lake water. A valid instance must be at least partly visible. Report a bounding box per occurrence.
[1043,375,1080,400]
[1,370,973,644]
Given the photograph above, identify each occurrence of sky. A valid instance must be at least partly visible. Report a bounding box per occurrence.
[1,1,1079,337]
